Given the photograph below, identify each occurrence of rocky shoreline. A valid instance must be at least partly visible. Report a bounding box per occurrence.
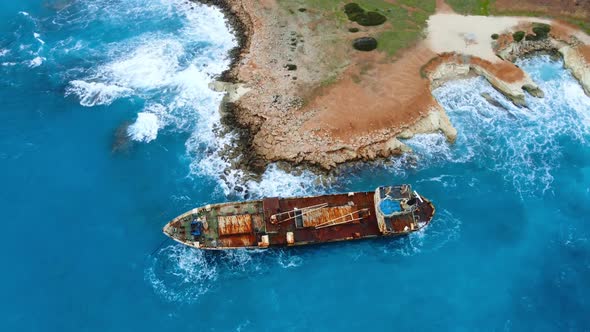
[195,0,250,82]
[193,0,590,180]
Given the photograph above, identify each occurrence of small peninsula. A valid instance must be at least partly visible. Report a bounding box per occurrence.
[199,0,590,171]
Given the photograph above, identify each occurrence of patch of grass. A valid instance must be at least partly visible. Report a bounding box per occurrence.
[320,73,340,87]
[288,0,435,56]
[377,29,423,56]
[485,2,590,35]
[445,0,490,15]
[436,0,590,35]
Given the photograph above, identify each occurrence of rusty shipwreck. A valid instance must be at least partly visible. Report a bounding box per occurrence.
[163,185,435,250]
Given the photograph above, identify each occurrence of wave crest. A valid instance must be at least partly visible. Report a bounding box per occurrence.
[66,80,133,107]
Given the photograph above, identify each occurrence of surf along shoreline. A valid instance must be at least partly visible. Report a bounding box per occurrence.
[193,0,590,181]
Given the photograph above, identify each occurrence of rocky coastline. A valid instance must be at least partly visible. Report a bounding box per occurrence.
[194,0,590,178]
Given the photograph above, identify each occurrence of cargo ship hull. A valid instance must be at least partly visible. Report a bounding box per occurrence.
[163,185,435,250]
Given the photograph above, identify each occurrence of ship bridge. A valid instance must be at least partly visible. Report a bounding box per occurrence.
[374,185,424,234]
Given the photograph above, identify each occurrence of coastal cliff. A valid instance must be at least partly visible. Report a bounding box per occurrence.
[195,0,590,172]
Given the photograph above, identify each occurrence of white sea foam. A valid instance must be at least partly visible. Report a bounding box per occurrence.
[105,39,184,90]
[275,250,304,269]
[127,112,161,142]
[0,49,9,57]
[147,244,305,302]
[245,164,323,198]
[55,0,324,196]
[380,209,462,256]
[33,32,45,45]
[431,55,590,196]
[66,80,133,107]
[28,56,44,68]
[63,0,282,193]
[146,245,218,303]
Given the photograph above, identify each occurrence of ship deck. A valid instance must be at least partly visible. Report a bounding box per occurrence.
[166,189,434,249]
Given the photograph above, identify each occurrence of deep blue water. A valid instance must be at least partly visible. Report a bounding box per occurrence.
[1,1,589,331]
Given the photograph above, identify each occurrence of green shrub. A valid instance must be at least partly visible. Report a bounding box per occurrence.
[353,37,378,51]
[512,31,525,42]
[356,11,387,26]
[491,33,499,40]
[344,3,363,17]
[343,3,386,27]
[532,23,551,39]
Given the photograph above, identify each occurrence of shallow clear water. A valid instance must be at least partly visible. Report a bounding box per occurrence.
[1,1,589,331]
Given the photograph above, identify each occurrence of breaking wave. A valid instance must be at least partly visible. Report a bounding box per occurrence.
[146,245,306,303]
[379,209,462,256]
[146,245,218,303]
[28,56,44,68]
[127,112,161,143]
[66,81,133,107]
[26,0,325,198]
[52,0,327,198]
[428,55,590,196]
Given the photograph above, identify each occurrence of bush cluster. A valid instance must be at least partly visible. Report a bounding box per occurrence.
[491,33,499,40]
[344,3,387,27]
[352,37,378,51]
[512,31,525,42]
[526,23,551,41]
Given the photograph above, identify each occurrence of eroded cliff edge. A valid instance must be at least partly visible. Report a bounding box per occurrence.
[197,0,590,172]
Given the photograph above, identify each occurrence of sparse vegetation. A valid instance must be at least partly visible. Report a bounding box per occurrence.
[445,0,490,15]
[445,0,590,34]
[512,31,525,42]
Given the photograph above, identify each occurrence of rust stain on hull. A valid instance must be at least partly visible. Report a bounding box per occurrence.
[218,214,253,236]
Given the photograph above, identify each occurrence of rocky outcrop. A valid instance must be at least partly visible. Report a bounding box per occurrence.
[195,1,590,175]
[398,105,457,142]
[559,44,590,95]
[496,29,590,97]
[426,53,543,106]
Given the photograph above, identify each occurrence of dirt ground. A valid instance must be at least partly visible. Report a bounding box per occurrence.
[494,0,590,19]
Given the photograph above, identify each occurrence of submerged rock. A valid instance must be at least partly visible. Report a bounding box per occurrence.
[353,37,377,51]
[522,84,544,98]
[481,92,505,109]
[481,92,517,119]
[112,121,133,153]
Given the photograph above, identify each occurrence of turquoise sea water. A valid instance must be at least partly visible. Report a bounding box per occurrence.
[1,1,589,331]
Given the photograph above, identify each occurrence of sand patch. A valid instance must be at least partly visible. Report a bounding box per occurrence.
[426,14,552,62]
